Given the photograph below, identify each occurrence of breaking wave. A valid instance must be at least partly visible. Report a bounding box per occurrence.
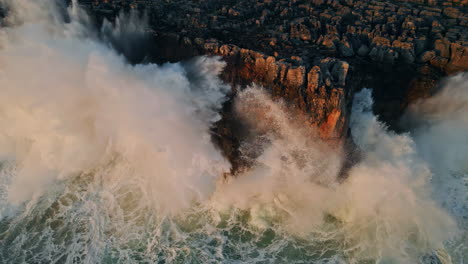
[0,0,466,263]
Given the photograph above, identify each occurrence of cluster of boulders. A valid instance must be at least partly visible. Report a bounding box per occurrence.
[83,0,468,75]
[85,1,467,85]
[149,0,467,73]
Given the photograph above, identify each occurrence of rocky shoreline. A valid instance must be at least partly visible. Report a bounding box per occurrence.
[77,0,468,171]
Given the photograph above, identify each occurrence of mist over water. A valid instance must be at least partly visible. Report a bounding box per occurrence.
[402,75,468,263]
[0,1,466,263]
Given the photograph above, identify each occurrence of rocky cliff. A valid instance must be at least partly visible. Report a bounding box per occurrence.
[78,0,467,171]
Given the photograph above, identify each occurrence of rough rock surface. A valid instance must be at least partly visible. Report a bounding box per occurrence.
[77,0,467,170]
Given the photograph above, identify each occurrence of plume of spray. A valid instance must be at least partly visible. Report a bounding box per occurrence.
[402,73,468,262]
[0,0,230,214]
[403,74,468,176]
[0,0,64,25]
[100,11,152,64]
[343,88,458,263]
[208,86,458,263]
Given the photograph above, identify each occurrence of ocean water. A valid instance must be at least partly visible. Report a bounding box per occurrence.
[0,1,466,263]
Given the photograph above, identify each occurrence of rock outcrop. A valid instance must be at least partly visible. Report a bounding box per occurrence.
[76,0,468,170]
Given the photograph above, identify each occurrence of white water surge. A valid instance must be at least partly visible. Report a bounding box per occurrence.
[0,0,466,263]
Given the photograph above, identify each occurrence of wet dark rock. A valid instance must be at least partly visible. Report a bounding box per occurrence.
[357,45,370,56]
